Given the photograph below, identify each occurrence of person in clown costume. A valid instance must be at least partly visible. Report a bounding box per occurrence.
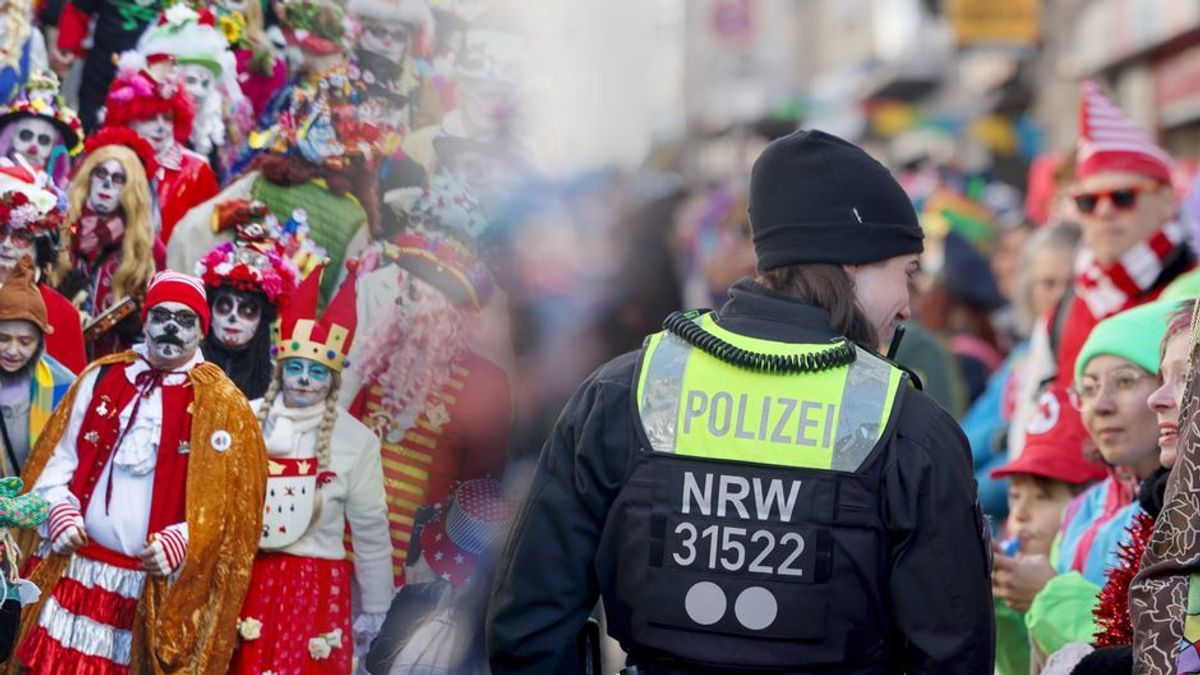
[195,199,309,400]
[52,127,162,359]
[403,25,524,173]
[167,63,386,303]
[0,73,83,182]
[341,181,510,590]
[99,59,219,244]
[0,160,86,373]
[11,270,267,673]
[230,265,392,673]
[135,4,253,181]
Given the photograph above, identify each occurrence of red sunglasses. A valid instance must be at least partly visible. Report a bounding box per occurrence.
[1072,182,1162,214]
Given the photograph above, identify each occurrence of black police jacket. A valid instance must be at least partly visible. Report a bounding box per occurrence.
[487,279,995,674]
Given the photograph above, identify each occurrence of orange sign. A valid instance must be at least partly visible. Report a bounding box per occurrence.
[946,0,1040,47]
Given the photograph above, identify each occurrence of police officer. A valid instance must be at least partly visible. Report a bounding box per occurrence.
[488,130,994,673]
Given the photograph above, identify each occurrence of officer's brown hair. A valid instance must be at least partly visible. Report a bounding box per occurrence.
[756,264,879,349]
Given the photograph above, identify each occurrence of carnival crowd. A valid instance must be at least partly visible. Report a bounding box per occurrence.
[0,0,1195,672]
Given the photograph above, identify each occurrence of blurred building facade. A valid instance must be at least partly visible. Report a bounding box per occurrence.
[680,0,1200,187]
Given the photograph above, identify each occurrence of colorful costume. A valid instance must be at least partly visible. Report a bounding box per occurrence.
[231,266,392,672]
[0,257,75,476]
[55,128,164,358]
[195,199,306,400]
[167,64,385,302]
[11,272,267,674]
[135,5,253,178]
[100,61,219,245]
[344,225,509,586]
[1051,81,1194,388]
[0,161,86,374]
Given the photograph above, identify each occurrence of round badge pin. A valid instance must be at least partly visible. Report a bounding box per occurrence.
[211,430,232,452]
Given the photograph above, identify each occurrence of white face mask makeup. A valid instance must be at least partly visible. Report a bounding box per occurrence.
[143,301,202,369]
[8,117,60,169]
[129,113,174,155]
[359,20,412,63]
[179,64,215,111]
[86,159,126,215]
[210,290,263,350]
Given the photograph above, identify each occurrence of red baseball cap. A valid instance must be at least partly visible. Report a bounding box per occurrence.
[991,384,1109,485]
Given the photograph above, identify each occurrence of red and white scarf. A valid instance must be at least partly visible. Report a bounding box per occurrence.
[1074,220,1185,319]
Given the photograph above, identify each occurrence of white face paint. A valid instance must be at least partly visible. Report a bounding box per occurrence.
[210,290,262,349]
[8,117,61,169]
[86,159,126,215]
[280,358,333,408]
[359,20,412,63]
[129,113,174,155]
[179,64,215,111]
[143,301,202,369]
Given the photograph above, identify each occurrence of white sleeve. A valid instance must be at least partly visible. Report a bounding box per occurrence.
[345,431,394,613]
[33,370,99,533]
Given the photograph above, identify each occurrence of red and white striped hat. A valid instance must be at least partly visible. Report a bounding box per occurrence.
[1077,79,1173,183]
[141,271,210,333]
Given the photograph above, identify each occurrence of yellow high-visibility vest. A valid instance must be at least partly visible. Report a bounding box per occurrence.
[637,312,904,472]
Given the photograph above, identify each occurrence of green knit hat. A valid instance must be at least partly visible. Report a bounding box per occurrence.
[1075,298,1183,381]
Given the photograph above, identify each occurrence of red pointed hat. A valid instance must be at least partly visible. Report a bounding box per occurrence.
[1077,79,1173,183]
[991,384,1108,485]
[274,263,358,371]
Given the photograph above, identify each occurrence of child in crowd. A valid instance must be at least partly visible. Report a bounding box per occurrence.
[991,384,1107,675]
[993,299,1174,667]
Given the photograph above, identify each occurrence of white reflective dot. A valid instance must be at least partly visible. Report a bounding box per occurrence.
[684,581,726,626]
[734,586,778,631]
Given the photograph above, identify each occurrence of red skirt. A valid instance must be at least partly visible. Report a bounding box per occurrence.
[229,552,353,675]
[16,545,146,675]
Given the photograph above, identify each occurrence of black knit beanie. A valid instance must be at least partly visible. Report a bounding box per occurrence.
[749,129,924,272]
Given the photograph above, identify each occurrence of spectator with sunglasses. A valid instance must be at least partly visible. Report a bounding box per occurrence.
[1005,300,1174,669]
[1045,81,1193,392]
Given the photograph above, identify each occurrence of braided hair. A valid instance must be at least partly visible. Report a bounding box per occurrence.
[258,359,342,472]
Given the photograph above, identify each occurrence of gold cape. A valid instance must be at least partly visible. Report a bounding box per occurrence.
[9,351,267,674]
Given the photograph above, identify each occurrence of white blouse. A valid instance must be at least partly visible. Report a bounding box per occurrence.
[253,398,394,614]
[35,347,204,556]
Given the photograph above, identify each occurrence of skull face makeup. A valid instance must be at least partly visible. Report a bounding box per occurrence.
[179,64,215,111]
[7,117,61,169]
[86,159,126,215]
[144,301,202,369]
[359,20,412,63]
[210,288,262,350]
[0,319,41,374]
[280,358,332,408]
[129,113,174,155]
